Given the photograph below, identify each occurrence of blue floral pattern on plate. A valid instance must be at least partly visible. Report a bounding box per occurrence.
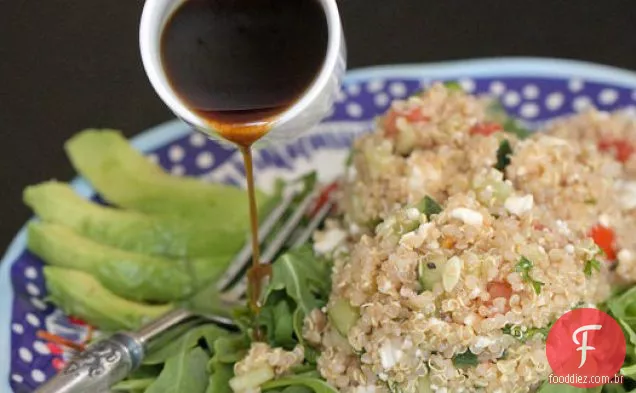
[5,60,636,392]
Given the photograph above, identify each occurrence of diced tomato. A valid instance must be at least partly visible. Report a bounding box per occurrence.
[532,222,546,231]
[615,140,634,162]
[383,108,430,138]
[487,281,513,300]
[598,139,635,163]
[470,122,503,136]
[308,182,338,218]
[404,107,430,122]
[52,357,65,370]
[589,224,617,261]
[67,316,88,326]
[383,110,399,137]
[46,343,64,356]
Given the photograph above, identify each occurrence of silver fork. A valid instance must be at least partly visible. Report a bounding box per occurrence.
[35,182,336,393]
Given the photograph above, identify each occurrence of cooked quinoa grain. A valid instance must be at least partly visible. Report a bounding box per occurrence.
[232,83,632,393]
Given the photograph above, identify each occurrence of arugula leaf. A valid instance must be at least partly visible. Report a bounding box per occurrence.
[608,287,636,328]
[282,386,314,393]
[262,376,339,393]
[585,258,602,277]
[452,350,479,367]
[258,294,297,349]
[146,347,210,393]
[416,196,443,221]
[210,334,250,366]
[112,377,156,392]
[515,256,545,294]
[536,383,602,393]
[206,363,234,393]
[495,139,513,173]
[601,384,627,393]
[144,324,226,365]
[263,248,331,315]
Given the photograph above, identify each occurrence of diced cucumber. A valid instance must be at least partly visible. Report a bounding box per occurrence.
[328,298,360,336]
[418,255,446,291]
[44,266,172,331]
[28,222,228,302]
[229,365,275,392]
[24,181,245,258]
[416,376,432,393]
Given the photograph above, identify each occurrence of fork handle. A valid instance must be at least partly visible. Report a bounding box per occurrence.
[34,309,199,393]
[34,333,142,393]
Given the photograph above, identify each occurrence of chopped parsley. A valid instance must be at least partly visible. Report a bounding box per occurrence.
[453,350,479,367]
[495,139,513,173]
[584,258,602,277]
[503,324,550,343]
[417,195,443,220]
[515,256,545,294]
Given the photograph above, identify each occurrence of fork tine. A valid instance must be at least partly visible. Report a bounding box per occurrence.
[259,187,321,263]
[222,188,334,301]
[216,188,298,290]
[291,200,334,249]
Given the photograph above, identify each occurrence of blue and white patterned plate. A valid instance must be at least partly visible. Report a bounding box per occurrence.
[4,58,636,392]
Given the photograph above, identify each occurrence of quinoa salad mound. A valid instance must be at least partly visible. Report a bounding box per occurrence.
[231,83,636,393]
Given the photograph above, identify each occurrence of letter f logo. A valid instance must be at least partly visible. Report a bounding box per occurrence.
[572,324,602,368]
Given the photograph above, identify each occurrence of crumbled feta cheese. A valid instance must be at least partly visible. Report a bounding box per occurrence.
[406,207,421,221]
[443,256,462,292]
[408,166,425,191]
[450,208,483,227]
[400,231,423,249]
[473,336,495,350]
[504,195,534,216]
[619,249,634,263]
[378,372,388,381]
[565,244,575,254]
[469,288,481,298]
[555,220,571,235]
[313,228,347,255]
[599,214,611,227]
[615,180,636,210]
[379,279,393,293]
[349,223,361,236]
[542,136,569,146]
[379,340,403,369]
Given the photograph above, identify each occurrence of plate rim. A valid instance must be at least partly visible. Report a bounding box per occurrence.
[4,56,636,391]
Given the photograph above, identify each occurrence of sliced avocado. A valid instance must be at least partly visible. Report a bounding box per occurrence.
[28,222,229,302]
[327,298,359,336]
[24,181,245,258]
[418,255,446,291]
[64,129,273,226]
[43,266,172,331]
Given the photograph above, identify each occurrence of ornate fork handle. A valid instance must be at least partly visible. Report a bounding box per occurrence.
[35,333,143,393]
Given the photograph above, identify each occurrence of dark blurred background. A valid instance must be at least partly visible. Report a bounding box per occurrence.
[1,1,635,251]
